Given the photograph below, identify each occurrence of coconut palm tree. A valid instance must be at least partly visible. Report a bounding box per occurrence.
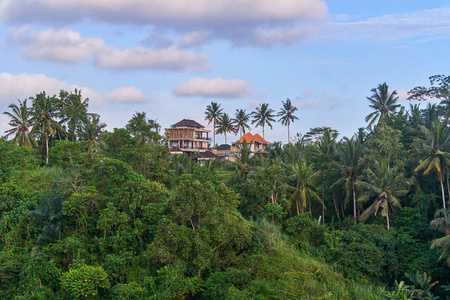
[365,83,400,128]
[3,99,37,147]
[215,113,236,144]
[332,136,363,223]
[411,119,450,217]
[77,114,107,155]
[57,89,89,141]
[251,103,275,139]
[430,208,450,265]
[278,98,299,144]
[234,109,251,138]
[31,92,65,164]
[204,102,223,146]
[358,160,411,230]
[287,162,324,216]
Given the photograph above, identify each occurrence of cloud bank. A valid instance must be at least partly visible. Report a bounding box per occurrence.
[9,27,209,71]
[173,78,251,98]
[1,0,328,47]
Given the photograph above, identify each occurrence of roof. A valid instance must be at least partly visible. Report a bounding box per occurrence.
[196,150,217,159]
[216,144,231,150]
[253,134,272,144]
[235,132,272,145]
[171,119,204,129]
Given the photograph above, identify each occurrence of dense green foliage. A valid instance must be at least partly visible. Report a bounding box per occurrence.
[1,82,450,299]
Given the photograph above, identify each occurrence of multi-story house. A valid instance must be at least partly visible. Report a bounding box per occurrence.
[230,132,272,161]
[165,119,211,157]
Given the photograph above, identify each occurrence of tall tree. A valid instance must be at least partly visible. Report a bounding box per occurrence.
[365,83,400,128]
[234,109,251,138]
[287,162,324,216]
[77,114,107,156]
[358,160,410,230]
[215,113,236,144]
[251,103,275,139]
[3,99,37,147]
[408,74,450,120]
[278,98,299,144]
[332,136,363,223]
[57,89,89,141]
[411,119,450,217]
[31,92,65,164]
[204,102,223,146]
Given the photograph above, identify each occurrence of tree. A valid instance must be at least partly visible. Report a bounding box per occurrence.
[251,103,275,139]
[77,114,106,157]
[215,113,236,144]
[408,74,450,120]
[332,136,363,223]
[365,83,400,128]
[31,92,65,164]
[57,89,89,141]
[411,119,450,217]
[126,111,162,144]
[358,160,410,230]
[3,99,37,147]
[205,102,223,146]
[278,98,299,144]
[234,109,251,138]
[287,162,324,216]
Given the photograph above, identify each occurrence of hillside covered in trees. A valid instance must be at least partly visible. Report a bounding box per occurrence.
[1,77,450,299]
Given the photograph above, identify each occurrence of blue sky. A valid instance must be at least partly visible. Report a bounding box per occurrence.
[0,0,449,144]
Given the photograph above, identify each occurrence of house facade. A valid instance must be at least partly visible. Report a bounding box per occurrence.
[230,132,272,161]
[165,119,211,156]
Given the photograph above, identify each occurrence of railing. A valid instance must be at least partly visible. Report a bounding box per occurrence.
[195,137,212,141]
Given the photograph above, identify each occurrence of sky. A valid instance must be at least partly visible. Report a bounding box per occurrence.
[0,0,449,145]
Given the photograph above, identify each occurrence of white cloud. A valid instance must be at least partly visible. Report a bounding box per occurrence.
[9,27,210,70]
[0,72,99,104]
[234,26,317,46]
[0,73,150,110]
[173,78,251,98]
[319,7,450,42]
[0,0,327,25]
[9,27,104,62]
[105,86,150,103]
[95,46,209,71]
[1,0,328,47]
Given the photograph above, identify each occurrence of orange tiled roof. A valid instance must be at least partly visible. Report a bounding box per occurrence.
[253,133,272,144]
[235,133,272,145]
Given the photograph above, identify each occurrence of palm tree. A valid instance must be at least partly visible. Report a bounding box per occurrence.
[332,136,363,223]
[31,92,65,164]
[77,114,107,155]
[204,102,223,146]
[430,208,450,266]
[234,109,251,138]
[251,103,275,139]
[278,98,299,144]
[287,162,324,216]
[3,99,37,147]
[57,89,89,141]
[365,83,400,128]
[411,119,450,217]
[358,160,411,230]
[215,113,236,144]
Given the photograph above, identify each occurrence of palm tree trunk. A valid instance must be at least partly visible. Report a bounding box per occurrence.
[386,208,390,230]
[440,179,447,217]
[352,177,357,224]
[288,123,290,144]
[45,135,49,164]
[263,125,265,139]
[213,119,215,146]
[332,192,341,224]
[225,132,227,144]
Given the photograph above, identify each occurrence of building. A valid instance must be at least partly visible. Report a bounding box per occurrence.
[213,144,231,160]
[165,119,211,157]
[230,132,272,161]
